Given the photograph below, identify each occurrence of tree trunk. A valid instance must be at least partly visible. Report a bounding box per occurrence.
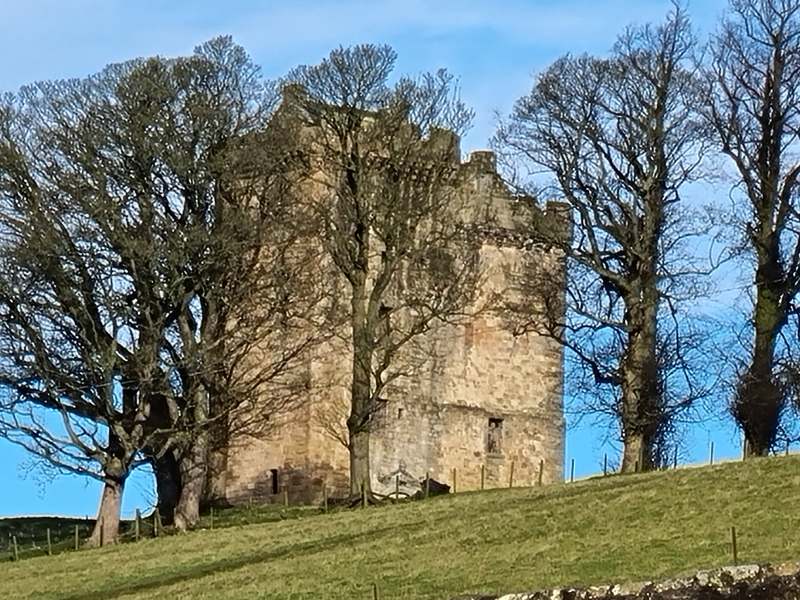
[174,385,209,531]
[87,476,125,547]
[174,432,207,531]
[619,282,660,473]
[621,430,651,473]
[348,265,374,498]
[348,421,371,496]
[347,346,373,496]
[153,450,181,525]
[736,266,785,456]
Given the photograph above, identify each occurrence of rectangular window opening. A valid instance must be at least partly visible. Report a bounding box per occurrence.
[488,417,504,454]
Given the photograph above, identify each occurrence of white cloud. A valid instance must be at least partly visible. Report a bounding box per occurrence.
[0,0,728,149]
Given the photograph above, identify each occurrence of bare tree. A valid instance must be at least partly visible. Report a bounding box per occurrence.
[495,6,710,471]
[0,87,172,544]
[703,0,800,456]
[0,37,325,536]
[286,45,480,497]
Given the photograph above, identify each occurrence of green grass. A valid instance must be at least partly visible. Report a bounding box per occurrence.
[0,505,318,561]
[0,517,95,560]
[2,456,800,599]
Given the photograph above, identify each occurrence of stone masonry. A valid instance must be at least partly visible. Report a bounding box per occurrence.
[223,120,569,505]
[452,562,800,600]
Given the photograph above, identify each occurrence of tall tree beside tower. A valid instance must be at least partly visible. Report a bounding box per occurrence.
[0,37,324,537]
[703,0,800,456]
[287,45,480,497]
[496,6,709,471]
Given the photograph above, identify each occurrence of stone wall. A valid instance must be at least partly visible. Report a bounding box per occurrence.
[452,563,800,599]
[223,137,568,504]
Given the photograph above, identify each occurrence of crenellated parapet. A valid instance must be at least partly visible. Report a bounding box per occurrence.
[452,148,571,249]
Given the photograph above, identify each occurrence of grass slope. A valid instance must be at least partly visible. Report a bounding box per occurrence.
[2,456,800,599]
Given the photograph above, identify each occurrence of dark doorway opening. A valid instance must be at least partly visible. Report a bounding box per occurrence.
[270,468,279,495]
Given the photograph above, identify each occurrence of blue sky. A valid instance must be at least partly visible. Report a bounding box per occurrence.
[0,0,739,517]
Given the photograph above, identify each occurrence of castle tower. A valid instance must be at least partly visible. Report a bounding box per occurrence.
[223,133,567,504]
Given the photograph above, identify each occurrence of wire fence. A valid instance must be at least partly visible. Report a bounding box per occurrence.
[3,443,795,565]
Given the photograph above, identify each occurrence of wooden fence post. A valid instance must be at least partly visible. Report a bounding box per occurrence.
[673,447,678,469]
[372,582,380,600]
[12,535,18,561]
[570,458,575,483]
[480,464,485,491]
[361,481,367,509]
[603,453,608,476]
[709,441,715,466]
[424,472,430,499]
[74,525,79,551]
[508,461,515,488]
[153,512,159,538]
[451,467,457,494]
[46,528,52,556]
[742,437,748,461]
[99,518,104,547]
[731,526,738,565]
[135,509,141,541]
[283,488,289,507]
[210,507,215,530]
[395,475,400,499]
[537,459,544,486]
[323,484,328,513]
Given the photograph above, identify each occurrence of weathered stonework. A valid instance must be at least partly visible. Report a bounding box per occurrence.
[452,562,800,600]
[224,128,568,505]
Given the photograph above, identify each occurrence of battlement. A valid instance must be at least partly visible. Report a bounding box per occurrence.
[276,83,571,247]
[466,150,497,173]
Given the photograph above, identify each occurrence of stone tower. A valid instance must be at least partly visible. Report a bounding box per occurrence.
[222,130,568,504]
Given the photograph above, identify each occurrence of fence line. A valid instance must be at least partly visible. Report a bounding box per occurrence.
[5,444,796,563]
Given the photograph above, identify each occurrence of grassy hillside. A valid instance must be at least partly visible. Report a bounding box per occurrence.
[0,506,316,561]
[2,456,800,599]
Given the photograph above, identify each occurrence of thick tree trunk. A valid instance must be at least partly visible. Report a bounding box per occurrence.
[620,282,660,473]
[87,476,125,547]
[348,264,374,498]
[174,437,207,531]
[347,421,371,496]
[174,386,209,531]
[143,393,181,524]
[736,267,785,456]
[153,450,181,525]
[348,343,373,496]
[621,430,652,473]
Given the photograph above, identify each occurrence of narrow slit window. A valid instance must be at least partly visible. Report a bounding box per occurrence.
[487,418,504,454]
[270,468,279,495]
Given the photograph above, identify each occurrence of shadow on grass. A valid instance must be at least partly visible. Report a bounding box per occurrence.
[58,524,399,600]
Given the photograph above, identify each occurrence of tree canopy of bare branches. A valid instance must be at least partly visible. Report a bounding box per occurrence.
[496,5,710,471]
[704,0,800,456]
[0,37,325,540]
[286,44,481,496]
